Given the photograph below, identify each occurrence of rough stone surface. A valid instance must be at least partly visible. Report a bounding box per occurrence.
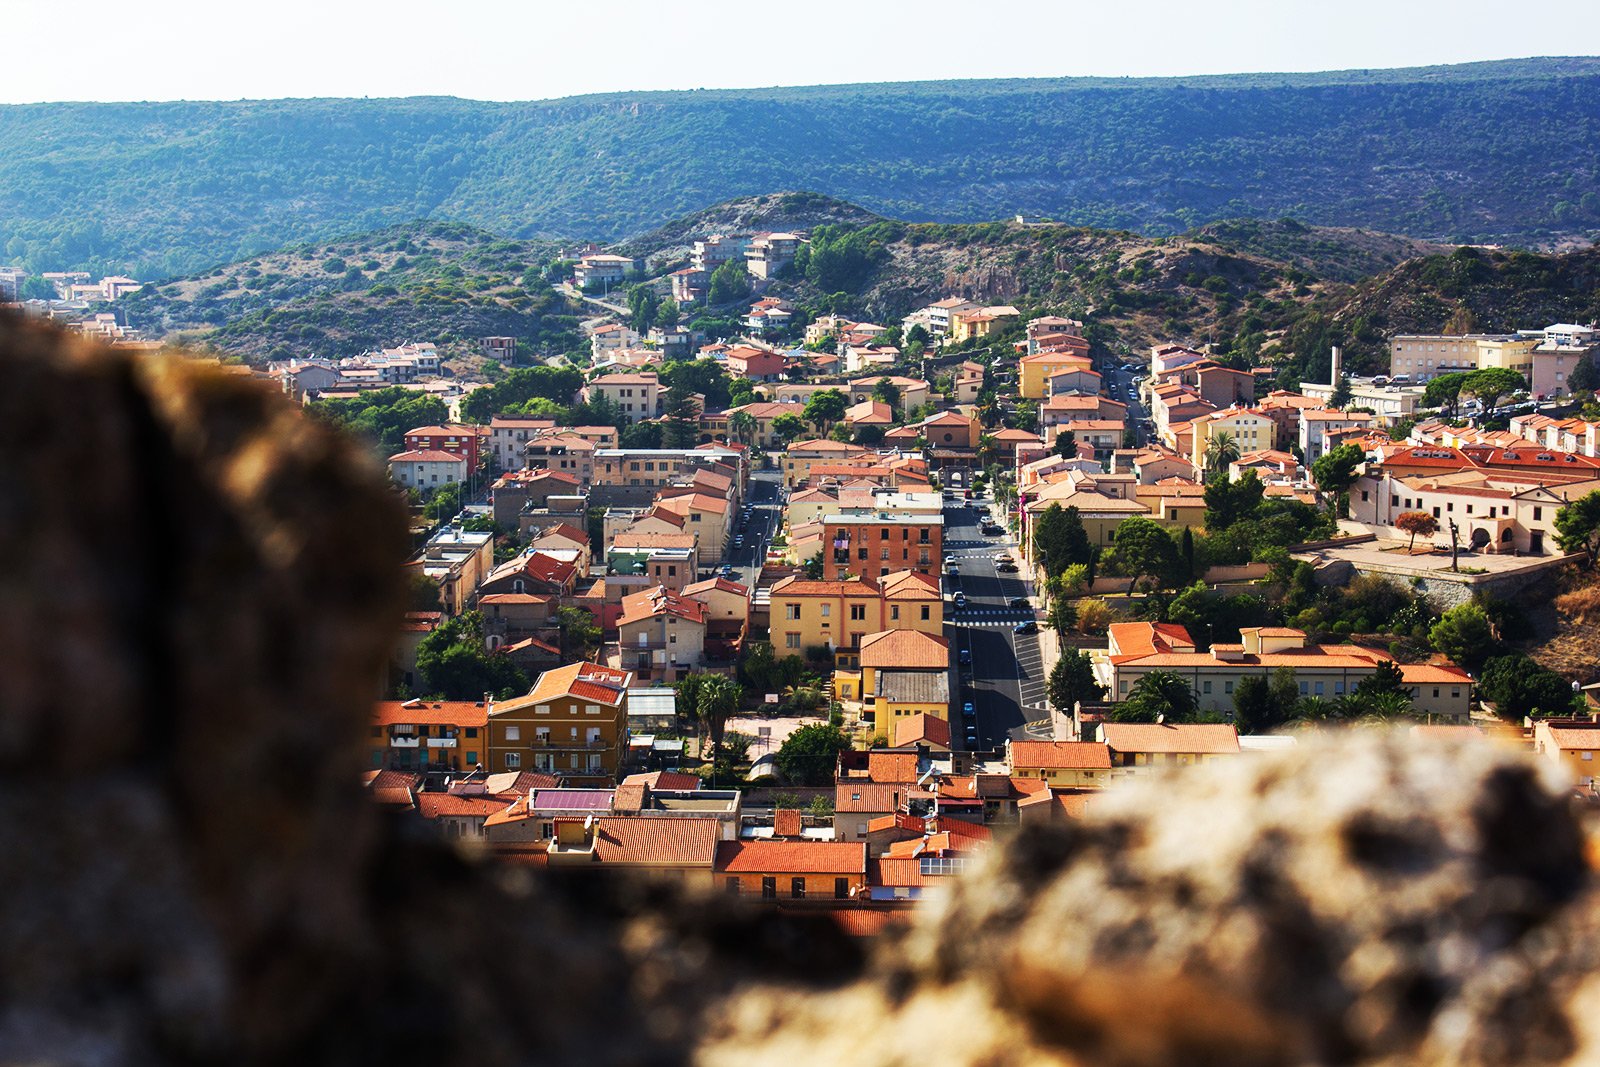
[5,313,1600,1067]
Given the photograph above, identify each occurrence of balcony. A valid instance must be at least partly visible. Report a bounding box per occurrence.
[426,737,458,748]
[389,736,421,748]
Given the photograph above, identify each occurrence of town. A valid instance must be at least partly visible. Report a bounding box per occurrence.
[7,229,1600,923]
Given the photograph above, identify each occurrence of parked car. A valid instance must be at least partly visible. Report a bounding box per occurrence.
[997,561,1019,573]
[1008,596,1031,609]
[1014,620,1039,634]
[719,564,735,579]
[962,701,976,722]
[982,523,1004,536]
[958,648,972,666]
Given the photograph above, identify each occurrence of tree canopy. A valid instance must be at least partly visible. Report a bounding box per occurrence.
[774,724,852,785]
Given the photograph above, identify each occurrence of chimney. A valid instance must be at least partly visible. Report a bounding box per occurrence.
[1330,346,1343,389]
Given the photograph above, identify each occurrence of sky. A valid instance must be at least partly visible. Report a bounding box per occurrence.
[4,0,1597,104]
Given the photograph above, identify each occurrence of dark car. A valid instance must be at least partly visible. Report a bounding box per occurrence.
[996,561,1019,573]
[964,725,980,748]
[981,523,1004,536]
[962,701,976,722]
[1008,597,1031,609]
[1014,620,1039,635]
[719,564,735,579]
[958,648,972,666]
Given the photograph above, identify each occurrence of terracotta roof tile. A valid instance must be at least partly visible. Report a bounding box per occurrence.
[715,840,867,875]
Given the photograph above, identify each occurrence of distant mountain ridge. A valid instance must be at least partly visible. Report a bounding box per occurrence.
[3,57,1598,277]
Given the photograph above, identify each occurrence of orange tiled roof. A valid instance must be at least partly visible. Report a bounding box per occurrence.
[1100,723,1241,755]
[858,629,949,670]
[893,713,952,749]
[715,840,867,875]
[509,662,632,709]
[866,752,921,784]
[1009,741,1113,770]
[372,700,490,727]
[593,817,719,866]
[416,793,513,819]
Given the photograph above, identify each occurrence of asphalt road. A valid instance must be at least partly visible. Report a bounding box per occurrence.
[721,468,783,587]
[1105,360,1149,447]
[942,495,1046,751]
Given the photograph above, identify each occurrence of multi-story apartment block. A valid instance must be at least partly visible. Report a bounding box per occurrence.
[584,372,662,424]
[691,234,752,273]
[821,510,942,581]
[768,570,942,661]
[369,700,490,772]
[573,253,637,291]
[403,424,486,470]
[489,663,633,779]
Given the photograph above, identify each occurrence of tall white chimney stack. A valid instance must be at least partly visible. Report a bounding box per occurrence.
[1330,345,1343,387]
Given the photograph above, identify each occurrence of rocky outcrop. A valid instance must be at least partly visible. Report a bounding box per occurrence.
[3,313,1599,1066]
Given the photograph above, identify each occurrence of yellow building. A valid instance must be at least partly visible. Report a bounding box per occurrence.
[1006,740,1113,787]
[853,628,951,727]
[769,570,943,663]
[1533,720,1600,787]
[1189,407,1275,472]
[489,662,633,779]
[1020,351,1094,399]
[781,439,873,487]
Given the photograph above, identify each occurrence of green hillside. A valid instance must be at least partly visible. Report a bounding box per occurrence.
[118,220,583,365]
[3,57,1599,277]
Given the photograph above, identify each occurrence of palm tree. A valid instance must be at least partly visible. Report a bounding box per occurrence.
[728,410,757,447]
[696,675,743,784]
[1203,431,1240,478]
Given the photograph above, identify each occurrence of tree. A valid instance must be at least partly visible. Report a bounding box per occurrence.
[1105,516,1182,590]
[1232,667,1300,734]
[728,410,757,446]
[1202,431,1240,477]
[1567,355,1600,397]
[1055,430,1078,459]
[660,384,700,448]
[553,605,600,660]
[626,284,660,332]
[694,675,742,780]
[1311,443,1364,514]
[770,413,808,444]
[802,388,849,432]
[407,570,442,612]
[1479,653,1577,721]
[1046,596,1077,634]
[708,260,751,305]
[1108,669,1198,723]
[1047,649,1105,713]
[1422,372,1469,417]
[871,376,902,414]
[1395,511,1439,552]
[1076,598,1112,635]
[774,724,851,785]
[1555,489,1600,568]
[802,552,824,579]
[1353,659,1410,701]
[1461,367,1526,412]
[1204,470,1265,532]
[1329,374,1353,409]
[655,297,680,329]
[619,420,663,449]
[1032,503,1092,576]
[415,611,529,700]
[1428,602,1498,673]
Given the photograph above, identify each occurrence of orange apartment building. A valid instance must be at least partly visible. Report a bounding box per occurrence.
[714,840,869,902]
[488,663,633,780]
[822,510,943,581]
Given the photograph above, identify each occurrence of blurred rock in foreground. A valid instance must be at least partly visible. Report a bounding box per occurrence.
[2,314,1598,1067]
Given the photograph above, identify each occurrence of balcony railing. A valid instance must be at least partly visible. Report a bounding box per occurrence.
[426,737,458,748]
[390,737,422,749]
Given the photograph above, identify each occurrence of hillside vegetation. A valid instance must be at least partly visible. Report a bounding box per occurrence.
[119,220,583,365]
[4,58,1599,276]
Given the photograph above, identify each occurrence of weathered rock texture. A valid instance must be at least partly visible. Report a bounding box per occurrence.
[2,312,1599,1067]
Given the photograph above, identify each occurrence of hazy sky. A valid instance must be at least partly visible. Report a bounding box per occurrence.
[5,0,1596,104]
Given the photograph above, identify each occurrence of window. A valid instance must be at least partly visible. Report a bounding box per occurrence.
[858,547,868,561]
[1299,682,1309,696]
[726,878,740,895]
[465,751,478,765]
[835,877,849,900]
[850,604,866,621]
[535,705,550,716]
[821,604,831,618]
[586,704,601,715]
[505,726,521,741]
[1433,688,1441,698]
[761,877,776,900]
[791,877,805,899]
[504,753,521,769]
[785,604,800,621]
[921,605,931,620]
[785,633,801,649]
[891,605,901,621]
[465,727,478,738]
[1534,507,1544,520]
[1224,681,1233,694]
[1582,752,1593,762]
